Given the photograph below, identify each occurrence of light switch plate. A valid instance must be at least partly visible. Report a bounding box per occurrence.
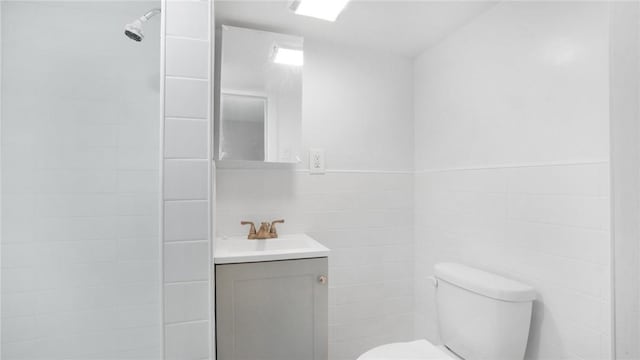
[309,148,325,174]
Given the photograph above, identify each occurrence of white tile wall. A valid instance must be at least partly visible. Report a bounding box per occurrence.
[166,37,209,79]
[414,164,611,360]
[164,201,209,241]
[165,119,209,159]
[216,170,414,360]
[166,0,210,40]
[164,241,210,282]
[413,2,609,170]
[165,321,210,360]
[161,1,212,359]
[412,2,612,359]
[165,78,209,119]
[609,2,640,358]
[301,41,414,172]
[1,1,163,358]
[165,281,210,323]
[164,160,209,200]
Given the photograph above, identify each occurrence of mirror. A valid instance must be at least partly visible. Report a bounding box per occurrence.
[217,25,303,163]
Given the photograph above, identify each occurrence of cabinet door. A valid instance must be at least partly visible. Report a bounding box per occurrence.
[216,257,328,360]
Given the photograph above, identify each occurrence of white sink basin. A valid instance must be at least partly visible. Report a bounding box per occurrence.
[214,233,330,264]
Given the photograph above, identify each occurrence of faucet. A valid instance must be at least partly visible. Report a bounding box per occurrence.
[240,219,285,239]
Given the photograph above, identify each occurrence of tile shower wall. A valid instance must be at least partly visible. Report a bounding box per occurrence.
[215,39,414,360]
[610,2,640,359]
[162,1,213,359]
[413,2,611,360]
[1,2,162,358]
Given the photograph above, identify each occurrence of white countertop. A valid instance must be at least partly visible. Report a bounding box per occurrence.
[214,233,330,264]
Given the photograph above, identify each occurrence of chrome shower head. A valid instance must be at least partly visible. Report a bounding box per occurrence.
[124,19,144,41]
[124,8,160,42]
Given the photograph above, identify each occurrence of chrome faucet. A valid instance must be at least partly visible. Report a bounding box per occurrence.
[241,219,285,239]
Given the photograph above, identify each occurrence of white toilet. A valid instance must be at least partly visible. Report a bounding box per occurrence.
[358,263,536,360]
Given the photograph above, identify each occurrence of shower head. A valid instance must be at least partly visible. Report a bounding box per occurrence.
[124,8,160,42]
[124,19,144,41]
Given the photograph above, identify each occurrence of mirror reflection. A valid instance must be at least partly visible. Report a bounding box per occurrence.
[220,93,267,161]
[217,25,303,163]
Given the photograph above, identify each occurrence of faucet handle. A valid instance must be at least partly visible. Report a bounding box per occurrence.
[240,221,257,239]
[269,219,285,238]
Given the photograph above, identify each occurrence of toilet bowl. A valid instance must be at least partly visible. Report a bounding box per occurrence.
[357,339,459,360]
[357,263,536,360]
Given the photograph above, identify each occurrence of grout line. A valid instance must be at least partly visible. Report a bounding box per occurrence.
[164,280,209,286]
[164,156,209,160]
[164,158,209,162]
[164,114,208,121]
[165,33,208,42]
[164,239,209,245]
[217,168,413,175]
[311,169,413,175]
[164,319,209,327]
[415,159,609,174]
[166,75,208,82]
[165,34,209,42]
[165,117,209,122]
[216,160,609,175]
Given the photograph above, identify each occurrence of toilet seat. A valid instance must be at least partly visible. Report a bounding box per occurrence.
[356,340,458,360]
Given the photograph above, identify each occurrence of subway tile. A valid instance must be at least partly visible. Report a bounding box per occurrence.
[165,77,209,119]
[38,147,117,170]
[165,321,210,360]
[116,282,161,306]
[413,164,611,360]
[118,147,160,170]
[117,193,160,216]
[2,291,40,317]
[36,194,117,217]
[164,241,210,282]
[507,163,609,196]
[34,216,118,242]
[164,282,210,323]
[117,215,159,239]
[164,200,209,241]
[166,37,209,79]
[164,118,208,159]
[2,1,190,355]
[116,261,161,284]
[117,238,159,261]
[36,169,117,193]
[117,170,161,193]
[1,316,44,343]
[507,193,610,230]
[163,160,209,200]
[506,219,609,264]
[165,0,209,40]
[115,326,163,352]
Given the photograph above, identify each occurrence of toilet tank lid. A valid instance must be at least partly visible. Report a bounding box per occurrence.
[434,263,536,302]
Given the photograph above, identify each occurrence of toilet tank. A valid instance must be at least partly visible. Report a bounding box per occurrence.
[434,263,535,360]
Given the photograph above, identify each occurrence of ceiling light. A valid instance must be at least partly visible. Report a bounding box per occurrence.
[289,0,350,22]
[272,46,304,66]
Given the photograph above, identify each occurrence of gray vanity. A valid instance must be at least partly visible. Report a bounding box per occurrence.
[214,234,330,360]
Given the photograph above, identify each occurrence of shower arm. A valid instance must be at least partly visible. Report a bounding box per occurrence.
[140,8,161,23]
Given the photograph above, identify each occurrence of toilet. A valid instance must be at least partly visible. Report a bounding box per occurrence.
[358,263,536,360]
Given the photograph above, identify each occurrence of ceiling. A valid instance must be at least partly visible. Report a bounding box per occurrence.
[214,0,497,58]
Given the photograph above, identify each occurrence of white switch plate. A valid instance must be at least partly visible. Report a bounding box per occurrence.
[309,148,325,174]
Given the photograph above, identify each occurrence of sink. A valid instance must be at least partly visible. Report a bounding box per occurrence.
[214,233,330,264]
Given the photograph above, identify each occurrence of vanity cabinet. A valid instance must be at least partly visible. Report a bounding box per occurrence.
[215,257,328,360]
